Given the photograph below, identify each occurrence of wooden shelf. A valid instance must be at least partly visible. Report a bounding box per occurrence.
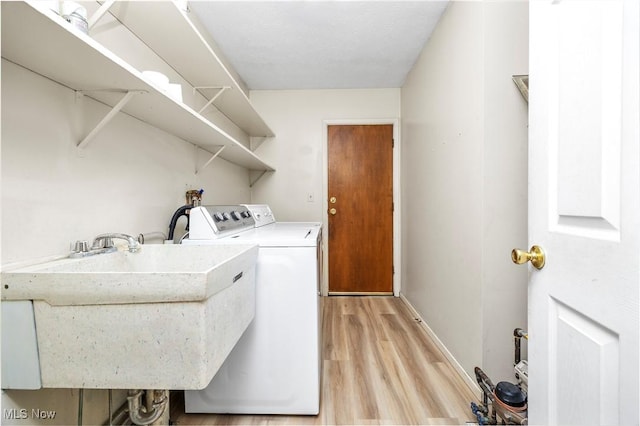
[105,1,275,138]
[0,2,275,172]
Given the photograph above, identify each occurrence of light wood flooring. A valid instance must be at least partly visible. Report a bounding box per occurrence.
[171,296,478,425]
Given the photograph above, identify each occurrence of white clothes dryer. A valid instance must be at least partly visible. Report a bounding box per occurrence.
[183,205,322,415]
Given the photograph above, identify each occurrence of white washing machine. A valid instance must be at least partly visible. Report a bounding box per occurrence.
[183,205,322,415]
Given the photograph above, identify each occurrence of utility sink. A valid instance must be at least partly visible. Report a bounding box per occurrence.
[1,244,258,390]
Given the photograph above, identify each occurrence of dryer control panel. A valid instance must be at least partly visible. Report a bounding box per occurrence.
[241,204,276,228]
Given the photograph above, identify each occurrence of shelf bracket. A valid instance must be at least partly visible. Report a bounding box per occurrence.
[77,90,145,150]
[249,170,268,188]
[196,146,226,174]
[88,0,116,30]
[194,86,232,114]
[250,136,269,152]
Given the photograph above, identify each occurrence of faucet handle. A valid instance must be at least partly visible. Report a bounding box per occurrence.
[74,240,89,253]
[91,237,114,250]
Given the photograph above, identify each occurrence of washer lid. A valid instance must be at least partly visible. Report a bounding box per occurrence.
[223,226,321,247]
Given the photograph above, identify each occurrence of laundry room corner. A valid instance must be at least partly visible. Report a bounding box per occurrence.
[249,89,401,296]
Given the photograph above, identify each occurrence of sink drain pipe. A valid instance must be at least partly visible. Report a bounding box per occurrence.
[126,389,169,425]
[107,393,130,426]
[78,389,84,426]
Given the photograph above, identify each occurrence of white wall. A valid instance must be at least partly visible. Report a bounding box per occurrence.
[249,89,401,221]
[1,8,253,423]
[481,1,529,383]
[2,61,250,265]
[401,1,528,383]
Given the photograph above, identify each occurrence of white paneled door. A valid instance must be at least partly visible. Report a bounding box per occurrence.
[528,1,639,425]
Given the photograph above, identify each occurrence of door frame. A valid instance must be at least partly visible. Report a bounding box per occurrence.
[322,118,401,297]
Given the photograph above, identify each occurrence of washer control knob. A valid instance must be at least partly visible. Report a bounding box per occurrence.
[213,212,224,222]
[231,211,242,220]
[222,212,231,221]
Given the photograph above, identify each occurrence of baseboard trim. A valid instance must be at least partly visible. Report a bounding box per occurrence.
[398,293,481,398]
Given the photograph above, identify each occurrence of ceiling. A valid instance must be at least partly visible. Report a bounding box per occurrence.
[189,1,449,91]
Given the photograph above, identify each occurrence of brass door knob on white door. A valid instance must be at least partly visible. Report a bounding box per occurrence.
[511,245,545,269]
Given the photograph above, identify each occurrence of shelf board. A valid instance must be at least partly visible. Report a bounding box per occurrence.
[106,1,275,138]
[1,2,274,172]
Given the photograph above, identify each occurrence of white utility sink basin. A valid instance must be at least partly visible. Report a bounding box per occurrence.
[2,244,257,305]
[1,244,258,390]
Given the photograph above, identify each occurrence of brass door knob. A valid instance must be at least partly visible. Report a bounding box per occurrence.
[329,208,337,215]
[511,245,545,269]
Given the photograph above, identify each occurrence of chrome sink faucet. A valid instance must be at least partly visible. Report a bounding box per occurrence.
[70,233,141,258]
[92,233,141,253]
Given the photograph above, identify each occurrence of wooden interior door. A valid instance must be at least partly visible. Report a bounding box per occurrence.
[327,124,393,294]
[527,0,639,424]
